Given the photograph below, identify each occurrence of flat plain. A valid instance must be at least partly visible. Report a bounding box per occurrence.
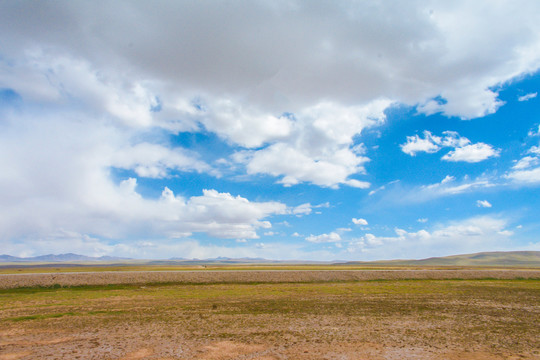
[0,266,539,359]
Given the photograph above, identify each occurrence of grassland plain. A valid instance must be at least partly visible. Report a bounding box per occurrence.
[0,270,539,359]
[1,268,540,289]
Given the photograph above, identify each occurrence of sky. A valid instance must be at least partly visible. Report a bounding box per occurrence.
[1,1,540,261]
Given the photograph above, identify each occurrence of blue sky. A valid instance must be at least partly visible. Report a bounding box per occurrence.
[1,1,539,260]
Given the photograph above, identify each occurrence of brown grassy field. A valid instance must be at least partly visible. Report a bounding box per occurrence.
[1,269,539,359]
[1,268,539,289]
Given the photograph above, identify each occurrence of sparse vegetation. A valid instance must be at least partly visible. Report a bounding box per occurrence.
[0,270,539,359]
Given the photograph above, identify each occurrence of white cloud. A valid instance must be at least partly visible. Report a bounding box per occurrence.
[305,232,342,243]
[442,143,500,163]
[440,131,472,148]
[400,131,441,155]
[203,99,293,148]
[518,92,537,102]
[1,2,538,189]
[528,126,540,137]
[425,176,494,196]
[0,235,334,261]
[512,156,539,170]
[347,216,517,260]
[417,218,428,223]
[4,1,539,119]
[368,185,385,196]
[506,145,540,184]
[402,131,499,162]
[292,203,313,216]
[391,175,495,204]
[352,218,368,226]
[476,200,492,208]
[0,111,287,242]
[232,100,389,188]
[506,167,540,184]
[2,2,540,256]
[237,141,371,189]
[110,143,211,178]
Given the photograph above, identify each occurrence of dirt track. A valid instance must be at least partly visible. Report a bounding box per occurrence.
[1,269,539,289]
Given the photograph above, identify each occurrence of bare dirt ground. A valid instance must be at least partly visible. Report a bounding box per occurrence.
[1,271,539,359]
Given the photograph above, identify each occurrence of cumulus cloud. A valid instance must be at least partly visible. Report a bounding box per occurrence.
[232,100,389,188]
[352,218,368,226]
[3,1,539,118]
[476,200,492,208]
[2,1,540,255]
[401,131,499,162]
[0,110,286,242]
[305,232,342,243]
[442,143,500,163]
[506,145,540,184]
[506,167,540,184]
[401,131,442,155]
[347,216,516,259]
[0,2,538,183]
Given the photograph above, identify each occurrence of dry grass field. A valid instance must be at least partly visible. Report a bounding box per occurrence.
[1,269,539,359]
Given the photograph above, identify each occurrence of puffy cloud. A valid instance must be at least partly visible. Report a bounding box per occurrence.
[240,143,371,188]
[518,92,537,102]
[3,1,539,119]
[506,145,540,184]
[400,131,442,155]
[352,218,368,226]
[202,98,293,147]
[442,143,500,163]
[231,99,389,188]
[0,110,286,242]
[506,167,540,184]
[476,200,492,208]
[347,216,516,259]
[1,1,538,173]
[306,232,342,243]
[2,1,540,255]
[401,131,499,162]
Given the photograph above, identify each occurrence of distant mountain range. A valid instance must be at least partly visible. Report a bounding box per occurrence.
[343,251,540,267]
[1,251,539,267]
[0,253,130,262]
